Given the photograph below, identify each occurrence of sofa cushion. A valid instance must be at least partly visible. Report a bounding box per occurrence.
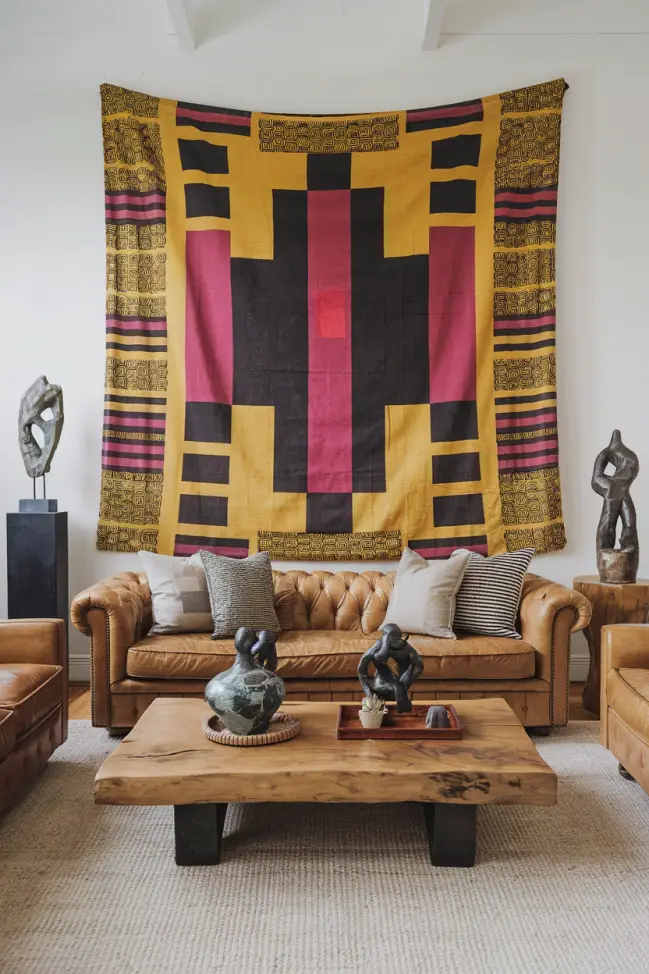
[126,630,536,682]
[0,709,15,763]
[0,664,63,738]
[607,667,649,740]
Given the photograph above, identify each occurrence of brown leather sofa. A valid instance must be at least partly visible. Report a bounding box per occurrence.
[72,568,590,734]
[601,623,649,792]
[0,618,68,815]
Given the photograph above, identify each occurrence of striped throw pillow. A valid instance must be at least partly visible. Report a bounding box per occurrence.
[200,550,280,639]
[453,548,534,639]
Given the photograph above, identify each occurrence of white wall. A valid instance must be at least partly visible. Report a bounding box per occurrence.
[1,1,648,678]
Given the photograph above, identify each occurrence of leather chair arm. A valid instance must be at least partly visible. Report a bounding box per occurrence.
[0,618,67,666]
[518,574,592,725]
[602,624,649,671]
[71,572,152,727]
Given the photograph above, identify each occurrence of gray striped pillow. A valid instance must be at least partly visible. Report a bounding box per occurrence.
[199,550,280,639]
[453,548,534,639]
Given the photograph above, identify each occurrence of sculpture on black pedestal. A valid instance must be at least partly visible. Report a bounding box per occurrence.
[591,429,639,584]
[18,375,64,511]
[357,623,424,713]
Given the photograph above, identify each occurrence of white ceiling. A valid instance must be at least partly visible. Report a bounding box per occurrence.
[1,0,648,48]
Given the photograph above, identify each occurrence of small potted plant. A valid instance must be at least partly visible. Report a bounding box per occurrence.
[358,693,387,729]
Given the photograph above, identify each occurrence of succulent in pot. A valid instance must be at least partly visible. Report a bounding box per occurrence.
[358,693,387,729]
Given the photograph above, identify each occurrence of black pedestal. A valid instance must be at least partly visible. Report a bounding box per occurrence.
[6,511,69,635]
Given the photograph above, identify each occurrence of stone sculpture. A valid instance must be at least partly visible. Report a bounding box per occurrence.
[18,376,64,484]
[205,627,285,735]
[357,623,424,713]
[425,705,451,729]
[591,430,639,584]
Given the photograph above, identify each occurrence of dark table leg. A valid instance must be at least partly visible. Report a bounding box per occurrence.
[174,803,228,866]
[422,803,477,867]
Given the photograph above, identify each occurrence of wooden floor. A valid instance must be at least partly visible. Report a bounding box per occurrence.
[68,684,598,721]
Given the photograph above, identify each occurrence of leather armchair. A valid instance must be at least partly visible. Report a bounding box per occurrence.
[601,623,649,793]
[0,618,67,815]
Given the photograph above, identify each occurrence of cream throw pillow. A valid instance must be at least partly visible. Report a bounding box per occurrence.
[138,550,213,635]
[382,547,471,638]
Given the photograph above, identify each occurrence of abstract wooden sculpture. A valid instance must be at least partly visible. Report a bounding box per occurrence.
[591,430,639,583]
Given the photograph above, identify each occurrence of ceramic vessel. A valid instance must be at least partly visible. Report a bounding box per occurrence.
[205,627,285,736]
[358,710,386,729]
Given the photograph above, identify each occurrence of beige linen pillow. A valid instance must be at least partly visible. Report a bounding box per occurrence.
[382,547,471,638]
[138,550,212,635]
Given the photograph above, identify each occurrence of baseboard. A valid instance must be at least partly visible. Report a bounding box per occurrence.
[69,654,90,683]
[570,655,589,683]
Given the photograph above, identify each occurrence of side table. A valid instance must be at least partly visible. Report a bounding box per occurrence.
[573,575,649,715]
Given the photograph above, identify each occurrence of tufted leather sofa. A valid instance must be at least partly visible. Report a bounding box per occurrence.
[72,568,590,734]
[601,624,649,793]
[0,619,67,816]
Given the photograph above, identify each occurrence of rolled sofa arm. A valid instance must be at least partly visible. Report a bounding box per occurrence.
[71,572,151,728]
[518,574,592,725]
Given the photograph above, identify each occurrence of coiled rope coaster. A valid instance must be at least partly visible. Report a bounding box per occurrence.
[202,711,301,747]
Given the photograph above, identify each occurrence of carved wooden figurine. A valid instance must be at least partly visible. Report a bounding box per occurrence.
[357,624,424,713]
[591,430,639,583]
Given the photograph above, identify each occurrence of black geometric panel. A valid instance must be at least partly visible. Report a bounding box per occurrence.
[431,135,481,170]
[429,180,476,214]
[182,453,230,484]
[307,153,352,190]
[433,493,484,527]
[430,401,478,442]
[306,493,353,533]
[185,403,232,443]
[432,452,481,484]
[179,139,229,174]
[178,494,228,526]
[185,184,230,218]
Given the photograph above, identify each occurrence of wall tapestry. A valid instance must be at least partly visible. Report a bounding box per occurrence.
[98,79,567,559]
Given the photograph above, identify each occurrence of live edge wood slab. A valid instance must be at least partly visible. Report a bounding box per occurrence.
[94,698,557,868]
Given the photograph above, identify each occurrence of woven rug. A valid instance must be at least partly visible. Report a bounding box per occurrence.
[1,722,648,974]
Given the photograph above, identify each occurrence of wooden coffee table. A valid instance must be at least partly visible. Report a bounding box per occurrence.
[94,698,557,868]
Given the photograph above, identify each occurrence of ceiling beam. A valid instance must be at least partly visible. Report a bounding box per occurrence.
[166,0,195,50]
[422,0,446,50]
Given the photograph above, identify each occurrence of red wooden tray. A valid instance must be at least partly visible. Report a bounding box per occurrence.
[336,704,463,740]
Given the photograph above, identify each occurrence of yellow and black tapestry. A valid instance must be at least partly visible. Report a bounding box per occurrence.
[98,79,567,559]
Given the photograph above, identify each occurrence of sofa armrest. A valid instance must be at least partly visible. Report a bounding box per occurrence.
[518,574,592,725]
[601,624,649,671]
[71,572,151,728]
[0,618,66,666]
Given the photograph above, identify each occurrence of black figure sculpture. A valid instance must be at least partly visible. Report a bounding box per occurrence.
[357,623,424,713]
[591,430,639,583]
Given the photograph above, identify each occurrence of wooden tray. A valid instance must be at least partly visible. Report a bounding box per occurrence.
[336,704,463,740]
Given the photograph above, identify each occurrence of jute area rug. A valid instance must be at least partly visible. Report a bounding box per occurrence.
[1,721,648,974]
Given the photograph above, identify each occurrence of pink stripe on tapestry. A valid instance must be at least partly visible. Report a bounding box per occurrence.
[497,438,558,455]
[428,226,476,402]
[102,441,166,455]
[498,455,558,471]
[307,190,352,494]
[105,208,166,220]
[102,456,164,470]
[495,190,557,203]
[496,412,556,429]
[176,107,250,127]
[408,102,482,122]
[494,206,556,218]
[105,192,166,205]
[104,414,166,428]
[185,229,233,403]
